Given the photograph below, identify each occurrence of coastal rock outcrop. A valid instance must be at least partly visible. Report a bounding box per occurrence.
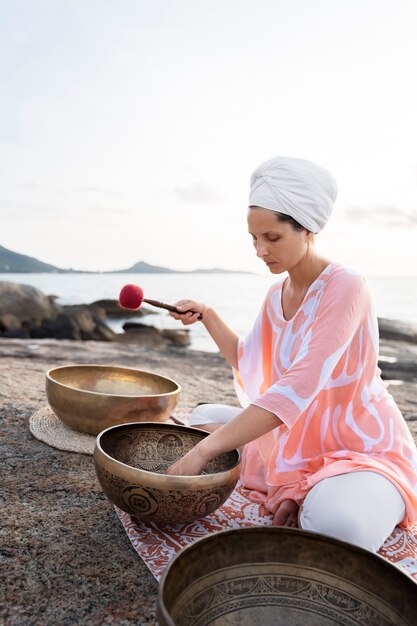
[378,318,417,345]
[121,322,191,348]
[1,336,415,626]
[91,299,154,318]
[0,281,189,347]
[0,281,61,324]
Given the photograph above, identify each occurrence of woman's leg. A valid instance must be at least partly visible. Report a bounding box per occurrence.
[299,471,406,552]
[189,403,241,432]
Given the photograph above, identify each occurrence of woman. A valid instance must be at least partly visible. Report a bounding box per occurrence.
[166,156,417,553]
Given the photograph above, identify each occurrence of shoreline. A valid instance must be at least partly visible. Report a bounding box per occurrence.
[2,338,416,625]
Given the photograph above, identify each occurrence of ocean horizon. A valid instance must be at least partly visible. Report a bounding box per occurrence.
[1,271,416,353]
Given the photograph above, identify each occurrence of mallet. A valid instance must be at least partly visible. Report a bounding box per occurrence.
[118,284,203,320]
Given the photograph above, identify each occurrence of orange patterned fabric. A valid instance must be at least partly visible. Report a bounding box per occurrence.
[116,409,417,582]
[233,263,417,527]
[116,485,417,582]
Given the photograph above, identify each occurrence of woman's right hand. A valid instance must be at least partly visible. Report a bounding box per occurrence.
[166,443,211,476]
[169,299,207,325]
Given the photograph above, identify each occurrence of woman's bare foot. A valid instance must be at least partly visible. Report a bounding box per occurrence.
[272,499,299,527]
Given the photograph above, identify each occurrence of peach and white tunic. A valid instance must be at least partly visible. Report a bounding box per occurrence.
[233,263,417,528]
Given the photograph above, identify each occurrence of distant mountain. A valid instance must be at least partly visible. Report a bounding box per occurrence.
[111,261,248,274]
[0,245,71,273]
[0,245,251,274]
[111,260,177,274]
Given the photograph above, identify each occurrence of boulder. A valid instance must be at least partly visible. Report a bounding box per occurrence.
[120,322,191,348]
[21,319,43,333]
[61,306,96,335]
[85,304,107,324]
[2,327,31,339]
[0,282,119,342]
[0,281,62,323]
[0,313,21,331]
[91,321,119,342]
[91,299,154,318]
[378,339,417,383]
[161,328,191,347]
[31,317,82,340]
[119,323,167,348]
[378,318,417,344]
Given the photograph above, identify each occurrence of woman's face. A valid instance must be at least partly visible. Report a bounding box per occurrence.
[247,207,312,274]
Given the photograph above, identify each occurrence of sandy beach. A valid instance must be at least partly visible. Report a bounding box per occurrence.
[2,337,416,625]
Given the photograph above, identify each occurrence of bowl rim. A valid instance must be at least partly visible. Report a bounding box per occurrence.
[45,364,181,398]
[94,421,241,484]
[158,526,417,625]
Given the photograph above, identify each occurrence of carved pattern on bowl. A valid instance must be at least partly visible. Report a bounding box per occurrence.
[95,425,240,525]
[174,564,392,626]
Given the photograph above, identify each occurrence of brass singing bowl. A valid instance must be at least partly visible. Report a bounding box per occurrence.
[46,365,180,435]
[94,422,240,525]
[159,527,417,626]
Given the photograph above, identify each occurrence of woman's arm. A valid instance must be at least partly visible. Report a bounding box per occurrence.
[166,404,283,475]
[201,306,239,369]
[170,301,239,369]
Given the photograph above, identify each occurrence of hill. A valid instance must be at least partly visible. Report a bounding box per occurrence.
[111,260,177,273]
[111,260,248,274]
[0,245,69,273]
[0,244,250,274]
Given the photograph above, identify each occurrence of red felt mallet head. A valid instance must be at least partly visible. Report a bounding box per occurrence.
[118,284,144,310]
[118,284,203,319]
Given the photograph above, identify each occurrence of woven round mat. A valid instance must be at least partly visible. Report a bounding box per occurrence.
[29,406,95,455]
[29,407,193,455]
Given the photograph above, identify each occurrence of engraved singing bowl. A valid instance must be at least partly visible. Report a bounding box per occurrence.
[94,422,241,525]
[46,365,180,435]
[159,527,417,626]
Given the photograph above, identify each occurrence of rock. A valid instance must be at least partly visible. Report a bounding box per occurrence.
[91,299,154,318]
[120,322,191,348]
[122,321,150,331]
[161,328,191,347]
[62,305,96,335]
[379,360,417,382]
[2,337,416,624]
[378,339,417,383]
[2,327,31,338]
[31,317,82,340]
[0,281,62,323]
[119,323,167,348]
[0,283,123,343]
[0,339,238,625]
[378,318,417,344]
[92,321,119,341]
[21,319,43,333]
[0,313,21,331]
[85,304,107,324]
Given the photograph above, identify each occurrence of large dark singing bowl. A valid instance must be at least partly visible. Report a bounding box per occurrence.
[94,422,241,525]
[159,527,417,626]
[46,365,180,435]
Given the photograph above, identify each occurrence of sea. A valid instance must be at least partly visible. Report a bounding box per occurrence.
[1,272,417,353]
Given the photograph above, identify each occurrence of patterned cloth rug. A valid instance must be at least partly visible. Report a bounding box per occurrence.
[116,409,417,583]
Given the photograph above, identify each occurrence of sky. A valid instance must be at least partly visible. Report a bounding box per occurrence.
[1,0,417,276]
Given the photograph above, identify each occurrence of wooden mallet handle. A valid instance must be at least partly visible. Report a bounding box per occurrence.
[144,299,203,320]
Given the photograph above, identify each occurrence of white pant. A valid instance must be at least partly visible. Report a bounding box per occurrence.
[190,403,406,552]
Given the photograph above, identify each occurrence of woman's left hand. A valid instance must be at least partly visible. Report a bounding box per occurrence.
[166,445,211,476]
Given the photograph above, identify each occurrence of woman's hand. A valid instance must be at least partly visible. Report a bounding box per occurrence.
[166,444,211,476]
[168,299,207,326]
[168,299,239,369]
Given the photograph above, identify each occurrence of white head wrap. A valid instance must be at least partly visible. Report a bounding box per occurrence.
[248,156,337,233]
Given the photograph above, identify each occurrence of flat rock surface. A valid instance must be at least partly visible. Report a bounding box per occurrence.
[1,338,416,625]
[1,339,237,626]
